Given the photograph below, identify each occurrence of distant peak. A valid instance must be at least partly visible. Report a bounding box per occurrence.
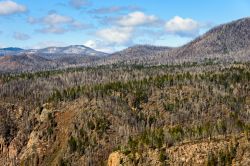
[0,47,23,51]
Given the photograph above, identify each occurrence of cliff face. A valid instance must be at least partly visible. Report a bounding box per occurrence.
[1,101,250,166]
[108,136,250,166]
[0,104,29,166]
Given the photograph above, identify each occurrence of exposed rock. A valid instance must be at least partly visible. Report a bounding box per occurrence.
[108,152,124,166]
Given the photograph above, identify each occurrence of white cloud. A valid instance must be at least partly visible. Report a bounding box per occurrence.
[97,27,133,44]
[84,40,96,48]
[84,40,114,53]
[165,16,201,37]
[91,11,161,51]
[13,32,30,40]
[43,13,73,25]
[0,0,27,15]
[117,11,158,27]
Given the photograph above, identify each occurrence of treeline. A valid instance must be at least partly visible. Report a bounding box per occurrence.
[0,59,236,84]
[47,67,250,104]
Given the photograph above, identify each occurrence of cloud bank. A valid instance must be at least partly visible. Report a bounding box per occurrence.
[0,0,27,15]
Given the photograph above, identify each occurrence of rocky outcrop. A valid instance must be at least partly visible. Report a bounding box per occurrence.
[108,152,125,166]
[108,135,250,166]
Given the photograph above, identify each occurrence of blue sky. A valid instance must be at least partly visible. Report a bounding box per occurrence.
[0,0,249,52]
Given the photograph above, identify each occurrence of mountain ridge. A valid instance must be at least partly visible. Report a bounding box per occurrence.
[0,17,250,72]
[0,45,107,57]
[104,17,250,65]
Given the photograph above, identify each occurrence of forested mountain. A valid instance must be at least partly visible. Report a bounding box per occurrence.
[0,62,249,165]
[0,17,250,166]
[0,45,107,72]
[165,17,250,63]
[24,45,108,58]
[0,47,24,56]
[0,45,107,57]
[0,54,57,72]
[100,17,250,65]
[175,17,250,56]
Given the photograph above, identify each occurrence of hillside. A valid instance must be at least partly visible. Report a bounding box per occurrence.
[0,47,24,56]
[0,54,57,72]
[0,17,250,166]
[101,17,250,65]
[96,45,171,65]
[24,45,108,59]
[170,17,250,61]
[0,45,107,72]
[0,63,249,165]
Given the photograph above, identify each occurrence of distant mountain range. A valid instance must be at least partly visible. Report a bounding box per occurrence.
[0,45,107,72]
[0,47,24,52]
[0,47,24,56]
[0,17,250,72]
[0,45,107,57]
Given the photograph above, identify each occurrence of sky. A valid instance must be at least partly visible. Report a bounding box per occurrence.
[0,0,249,52]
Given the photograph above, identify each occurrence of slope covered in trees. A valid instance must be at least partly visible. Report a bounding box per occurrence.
[0,62,249,165]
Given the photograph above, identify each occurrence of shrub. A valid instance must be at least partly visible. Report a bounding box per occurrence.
[164,103,175,112]
[169,126,184,142]
[159,151,167,162]
[87,120,95,130]
[68,136,77,153]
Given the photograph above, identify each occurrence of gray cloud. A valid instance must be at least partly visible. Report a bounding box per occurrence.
[36,26,68,34]
[89,6,141,15]
[13,32,30,40]
[69,0,90,9]
[27,12,91,34]
[27,16,39,24]
[69,21,93,30]
[43,13,73,25]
